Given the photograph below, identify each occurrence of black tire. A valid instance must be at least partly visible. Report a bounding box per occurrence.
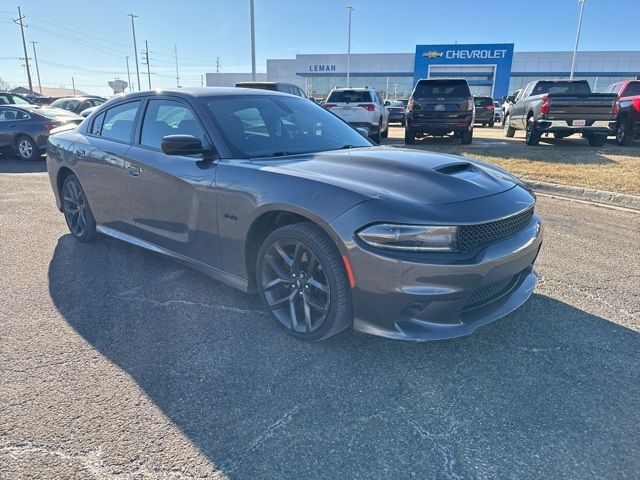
[525,117,540,146]
[587,134,607,147]
[15,135,39,160]
[371,120,382,143]
[381,120,388,139]
[460,128,473,145]
[504,116,516,137]
[256,222,352,341]
[616,119,633,146]
[401,118,406,127]
[61,174,97,242]
[404,127,415,144]
[489,120,495,128]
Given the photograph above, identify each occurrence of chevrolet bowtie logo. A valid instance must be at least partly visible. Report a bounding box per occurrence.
[423,51,443,58]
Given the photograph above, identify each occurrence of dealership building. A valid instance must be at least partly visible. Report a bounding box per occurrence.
[207,43,640,100]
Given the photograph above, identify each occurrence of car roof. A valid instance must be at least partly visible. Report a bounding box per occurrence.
[106,87,293,101]
[330,87,374,91]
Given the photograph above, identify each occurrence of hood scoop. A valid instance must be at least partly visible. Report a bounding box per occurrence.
[435,162,475,175]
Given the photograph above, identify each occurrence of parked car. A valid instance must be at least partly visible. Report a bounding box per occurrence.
[405,78,475,144]
[50,96,106,115]
[235,82,307,98]
[503,80,617,146]
[0,92,33,105]
[384,100,406,125]
[603,80,640,146]
[324,87,389,142]
[501,90,520,125]
[493,101,503,124]
[474,96,495,127]
[0,105,82,160]
[46,87,542,342]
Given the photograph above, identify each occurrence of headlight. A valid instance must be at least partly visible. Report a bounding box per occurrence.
[357,224,458,252]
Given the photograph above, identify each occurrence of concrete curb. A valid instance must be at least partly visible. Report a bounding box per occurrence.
[526,180,640,212]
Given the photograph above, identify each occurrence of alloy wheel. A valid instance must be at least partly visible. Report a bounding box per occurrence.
[18,139,33,159]
[260,238,331,333]
[62,179,88,237]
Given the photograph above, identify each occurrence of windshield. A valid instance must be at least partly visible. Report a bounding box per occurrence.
[414,80,470,98]
[474,97,493,107]
[206,95,372,158]
[327,90,372,103]
[0,94,30,105]
[387,101,404,108]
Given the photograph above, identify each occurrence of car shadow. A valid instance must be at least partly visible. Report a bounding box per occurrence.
[48,234,639,479]
[0,154,47,173]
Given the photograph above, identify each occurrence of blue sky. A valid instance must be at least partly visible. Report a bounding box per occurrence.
[1,0,638,96]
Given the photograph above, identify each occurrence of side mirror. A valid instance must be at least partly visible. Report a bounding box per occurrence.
[506,95,515,103]
[161,134,206,156]
[356,127,369,138]
[384,100,390,106]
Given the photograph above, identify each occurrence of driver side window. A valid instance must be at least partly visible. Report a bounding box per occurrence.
[140,99,205,149]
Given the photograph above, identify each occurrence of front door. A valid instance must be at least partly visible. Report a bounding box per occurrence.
[125,97,220,268]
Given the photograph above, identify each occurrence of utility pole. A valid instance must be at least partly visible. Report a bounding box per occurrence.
[174,44,180,88]
[71,76,76,95]
[30,41,42,94]
[570,0,586,80]
[127,13,141,91]
[216,56,221,73]
[125,56,132,92]
[250,0,256,81]
[201,74,204,87]
[14,7,33,93]
[142,40,151,90]
[346,6,354,87]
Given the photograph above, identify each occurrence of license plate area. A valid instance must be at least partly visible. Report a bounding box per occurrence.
[435,104,446,111]
[573,119,586,126]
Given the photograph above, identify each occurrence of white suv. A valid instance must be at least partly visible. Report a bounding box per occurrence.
[324,87,389,142]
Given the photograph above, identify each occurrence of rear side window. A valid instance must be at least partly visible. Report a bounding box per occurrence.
[622,83,640,97]
[413,80,471,98]
[101,101,141,143]
[474,97,493,107]
[90,112,105,135]
[0,108,29,121]
[327,90,372,103]
[531,81,592,96]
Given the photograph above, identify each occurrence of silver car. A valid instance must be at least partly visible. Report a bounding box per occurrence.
[46,88,543,342]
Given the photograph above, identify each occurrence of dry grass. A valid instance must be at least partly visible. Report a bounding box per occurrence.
[386,126,640,195]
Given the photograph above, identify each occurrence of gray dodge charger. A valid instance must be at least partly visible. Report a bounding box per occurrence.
[46,88,543,341]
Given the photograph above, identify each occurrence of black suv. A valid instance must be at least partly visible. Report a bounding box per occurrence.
[405,78,474,144]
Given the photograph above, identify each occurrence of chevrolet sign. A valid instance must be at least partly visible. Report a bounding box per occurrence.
[422,51,443,59]
[445,49,508,59]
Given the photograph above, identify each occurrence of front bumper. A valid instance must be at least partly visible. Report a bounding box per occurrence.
[331,193,542,341]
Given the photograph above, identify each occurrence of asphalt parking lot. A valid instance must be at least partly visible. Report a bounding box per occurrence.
[1,151,639,479]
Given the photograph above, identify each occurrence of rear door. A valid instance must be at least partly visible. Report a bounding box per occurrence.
[411,80,471,120]
[125,97,220,267]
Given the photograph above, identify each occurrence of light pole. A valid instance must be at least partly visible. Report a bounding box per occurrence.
[30,41,42,95]
[346,6,353,87]
[250,0,256,81]
[570,0,586,80]
[128,13,141,91]
[393,83,398,100]
[125,56,132,92]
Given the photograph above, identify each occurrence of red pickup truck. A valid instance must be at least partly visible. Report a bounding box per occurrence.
[603,80,640,146]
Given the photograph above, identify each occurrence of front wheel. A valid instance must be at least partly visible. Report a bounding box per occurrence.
[504,117,516,137]
[257,222,352,341]
[16,135,39,160]
[616,120,633,146]
[62,174,97,242]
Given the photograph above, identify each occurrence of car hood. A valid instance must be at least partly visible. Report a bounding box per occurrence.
[257,147,517,205]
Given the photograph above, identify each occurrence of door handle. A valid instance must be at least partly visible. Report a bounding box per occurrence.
[127,164,142,177]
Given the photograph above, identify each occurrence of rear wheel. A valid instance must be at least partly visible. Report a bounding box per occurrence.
[489,119,495,128]
[404,127,415,144]
[371,120,382,143]
[460,128,473,145]
[16,135,38,160]
[504,116,516,137]
[381,119,389,139]
[525,117,540,146]
[257,222,352,341]
[62,174,97,242]
[616,119,633,146]
[586,133,607,147]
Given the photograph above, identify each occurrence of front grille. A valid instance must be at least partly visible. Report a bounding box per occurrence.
[463,273,520,311]
[458,207,534,252]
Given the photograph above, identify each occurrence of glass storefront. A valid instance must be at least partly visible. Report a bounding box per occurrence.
[508,75,631,96]
[304,74,414,100]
